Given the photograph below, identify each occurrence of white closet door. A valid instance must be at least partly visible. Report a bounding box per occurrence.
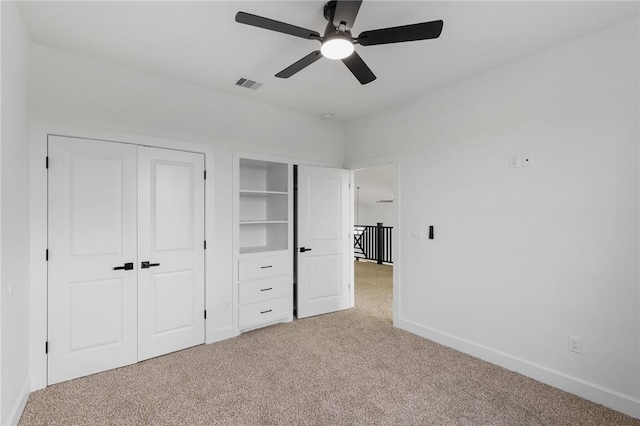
[137,147,205,361]
[296,166,351,318]
[48,136,138,385]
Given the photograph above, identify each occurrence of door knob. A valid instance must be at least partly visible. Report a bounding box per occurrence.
[141,261,160,269]
[113,262,134,271]
[299,247,312,253]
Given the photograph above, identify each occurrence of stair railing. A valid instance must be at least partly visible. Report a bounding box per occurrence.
[354,222,393,264]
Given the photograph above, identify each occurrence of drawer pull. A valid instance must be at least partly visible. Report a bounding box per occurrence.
[260,309,272,314]
[260,265,273,269]
[260,287,273,292]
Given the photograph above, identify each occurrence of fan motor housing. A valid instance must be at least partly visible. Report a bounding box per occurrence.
[323,1,351,41]
[323,1,338,22]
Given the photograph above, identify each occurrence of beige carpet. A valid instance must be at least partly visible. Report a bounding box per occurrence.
[19,261,639,425]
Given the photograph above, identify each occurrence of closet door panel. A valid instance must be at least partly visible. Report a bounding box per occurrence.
[48,136,138,385]
[138,147,205,361]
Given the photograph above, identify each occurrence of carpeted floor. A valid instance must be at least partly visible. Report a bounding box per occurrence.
[19,261,640,425]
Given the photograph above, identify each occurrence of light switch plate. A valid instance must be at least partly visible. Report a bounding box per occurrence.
[509,155,522,168]
[523,154,532,167]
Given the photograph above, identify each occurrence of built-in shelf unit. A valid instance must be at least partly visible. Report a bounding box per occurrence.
[234,155,293,332]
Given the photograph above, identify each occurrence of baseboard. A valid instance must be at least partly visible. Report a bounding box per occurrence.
[206,327,236,344]
[5,378,30,426]
[397,317,640,420]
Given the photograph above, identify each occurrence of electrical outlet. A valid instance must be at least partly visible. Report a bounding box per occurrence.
[568,335,582,353]
[223,300,230,311]
[509,155,522,168]
[412,228,423,239]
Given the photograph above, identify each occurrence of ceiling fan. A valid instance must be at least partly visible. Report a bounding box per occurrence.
[235,0,444,85]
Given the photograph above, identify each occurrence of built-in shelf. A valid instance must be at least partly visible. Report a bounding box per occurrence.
[239,245,288,255]
[239,222,287,251]
[237,158,290,257]
[239,159,288,193]
[240,220,288,225]
[235,155,293,332]
[239,190,288,196]
[239,190,287,222]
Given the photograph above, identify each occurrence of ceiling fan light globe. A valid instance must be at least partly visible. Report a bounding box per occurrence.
[321,38,354,60]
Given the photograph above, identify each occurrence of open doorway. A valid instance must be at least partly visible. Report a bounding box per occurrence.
[353,164,394,323]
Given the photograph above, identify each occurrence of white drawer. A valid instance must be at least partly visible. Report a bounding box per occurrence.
[239,254,289,281]
[239,276,290,306]
[239,298,290,329]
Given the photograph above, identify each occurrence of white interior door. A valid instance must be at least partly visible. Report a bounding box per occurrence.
[48,136,138,384]
[137,147,205,361]
[296,166,351,319]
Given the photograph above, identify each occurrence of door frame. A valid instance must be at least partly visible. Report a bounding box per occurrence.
[347,155,401,326]
[29,123,215,391]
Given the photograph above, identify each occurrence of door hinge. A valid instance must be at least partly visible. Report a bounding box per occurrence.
[46,249,49,261]
[45,157,49,169]
[204,170,207,180]
[45,341,48,354]
[204,240,207,250]
[204,310,207,319]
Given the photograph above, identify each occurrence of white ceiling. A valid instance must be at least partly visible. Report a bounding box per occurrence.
[17,1,639,122]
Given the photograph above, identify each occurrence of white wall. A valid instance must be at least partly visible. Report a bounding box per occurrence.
[358,204,394,228]
[0,2,31,425]
[28,43,344,389]
[345,18,640,418]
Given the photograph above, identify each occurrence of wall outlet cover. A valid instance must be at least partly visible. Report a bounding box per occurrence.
[509,155,522,168]
[412,228,423,239]
[568,335,582,353]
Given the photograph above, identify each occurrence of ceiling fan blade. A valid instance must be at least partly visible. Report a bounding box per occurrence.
[235,12,320,40]
[358,20,444,46]
[276,51,323,78]
[342,51,376,85]
[333,0,363,30]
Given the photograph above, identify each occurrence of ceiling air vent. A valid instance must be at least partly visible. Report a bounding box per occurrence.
[235,78,262,90]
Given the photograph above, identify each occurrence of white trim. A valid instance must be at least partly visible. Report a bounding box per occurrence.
[397,317,640,420]
[0,1,3,419]
[29,122,217,390]
[6,378,30,426]
[348,170,355,307]
[206,327,235,344]
[346,155,401,326]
